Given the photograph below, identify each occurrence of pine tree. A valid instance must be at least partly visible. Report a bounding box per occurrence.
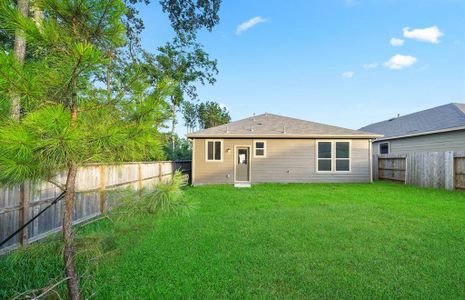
[0,1,165,298]
[197,101,231,129]
[0,0,221,298]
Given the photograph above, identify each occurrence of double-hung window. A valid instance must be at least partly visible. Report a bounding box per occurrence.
[254,141,266,157]
[379,142,389,154]
[206,140,222,161]
[335,142,350,171]
[317,141,351,172]
[317,142,332,171]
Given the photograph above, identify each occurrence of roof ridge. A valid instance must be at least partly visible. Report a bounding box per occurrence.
[188,112,380,137]
[256,113,370,134]
[360,103,457,129]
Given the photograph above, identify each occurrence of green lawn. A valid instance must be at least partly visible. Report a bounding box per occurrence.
[2,182,465,299]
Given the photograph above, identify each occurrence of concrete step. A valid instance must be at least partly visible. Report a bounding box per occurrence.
[234,183,251,188]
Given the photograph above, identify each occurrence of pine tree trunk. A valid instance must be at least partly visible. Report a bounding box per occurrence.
[63,82,80,299]
[12,0,29,245]
[10,0,29,120]
[63,164,80,300]
[30,1,44,27]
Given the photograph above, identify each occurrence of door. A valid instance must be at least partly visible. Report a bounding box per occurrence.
[236,147,250,182]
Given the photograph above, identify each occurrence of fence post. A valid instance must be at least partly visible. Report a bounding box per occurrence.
[19,183,28,245]
[99,165,106,213]
[404,154,409,185]
[158,162,163,181]
[138,163,142,197]
[444,151,454,190]
[372,155,378,181]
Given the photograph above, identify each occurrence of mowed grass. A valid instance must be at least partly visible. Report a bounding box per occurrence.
[2,182,465,299]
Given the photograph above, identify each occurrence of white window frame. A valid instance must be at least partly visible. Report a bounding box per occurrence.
[205,139,223,162]
[316,141,333,173]
[379,142,390,155]
[315,140,352,173]
[253,140,267,158]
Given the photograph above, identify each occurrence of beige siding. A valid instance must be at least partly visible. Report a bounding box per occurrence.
[192,138,371,185]
[373,130,465,155]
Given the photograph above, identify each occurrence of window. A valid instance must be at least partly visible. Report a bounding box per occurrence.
[317,141,351,172]
[206,140,222,161]
[335,142,350,171]
[317,142,332,171]
[254,141,266,157]
[379,142,389,154]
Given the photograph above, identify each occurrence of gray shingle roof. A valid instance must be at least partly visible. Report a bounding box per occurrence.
[187,113,381,138]
[359,103,465,140]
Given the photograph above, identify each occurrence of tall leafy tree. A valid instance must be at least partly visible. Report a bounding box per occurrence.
[159,0,221,38]
[182,100,198,133]
[142,39,217,149]
[163,134,192,160]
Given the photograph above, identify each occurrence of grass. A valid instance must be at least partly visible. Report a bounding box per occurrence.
[1,182,465,299]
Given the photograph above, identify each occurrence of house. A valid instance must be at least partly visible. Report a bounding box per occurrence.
[187,113,381,185]
[360,103,465,155]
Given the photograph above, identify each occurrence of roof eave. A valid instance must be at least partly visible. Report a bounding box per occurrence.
[187,133,383,139]
[373,125,465,141]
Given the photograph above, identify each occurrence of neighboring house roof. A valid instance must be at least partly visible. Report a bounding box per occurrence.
[187,113,382,138]
[359,103,465,141]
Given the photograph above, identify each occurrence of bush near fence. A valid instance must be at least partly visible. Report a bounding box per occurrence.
[0,161,191,254]
[373,151,465,190]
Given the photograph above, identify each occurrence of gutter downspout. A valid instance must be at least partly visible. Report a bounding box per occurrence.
[369,139,373,183]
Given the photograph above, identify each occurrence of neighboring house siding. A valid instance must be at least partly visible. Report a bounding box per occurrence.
[192,138,371,185]
[372,129,465,155]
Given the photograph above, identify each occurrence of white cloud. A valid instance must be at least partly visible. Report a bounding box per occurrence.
[384,54,417,70]
[341,71,354,78]
[403,26,443,44]
[390,37,404,46]
[235,16,267,35]
[363,62,378,69]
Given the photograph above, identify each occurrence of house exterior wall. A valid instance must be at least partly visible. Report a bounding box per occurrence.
[192,138,372,185]
[372,129,465,155]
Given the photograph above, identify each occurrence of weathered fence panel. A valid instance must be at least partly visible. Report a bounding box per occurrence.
[377,155,406,182]
[0,160,191,254]
[374,151,465,191]
[455,154,465,190]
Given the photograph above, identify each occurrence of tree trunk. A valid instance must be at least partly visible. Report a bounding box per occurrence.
[10,0,29,120]
[63,164,80,300]
[11,0,29,245]
[63,88,80,299]
[30,1,44,27]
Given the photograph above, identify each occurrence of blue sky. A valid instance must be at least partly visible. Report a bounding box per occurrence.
[139,0,465,135]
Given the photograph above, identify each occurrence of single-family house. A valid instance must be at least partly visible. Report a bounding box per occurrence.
[187,113,381,185]
[360,103,465,155]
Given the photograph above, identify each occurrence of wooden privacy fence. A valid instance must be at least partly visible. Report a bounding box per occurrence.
[0,161,191,254]
[373,152,465,190]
